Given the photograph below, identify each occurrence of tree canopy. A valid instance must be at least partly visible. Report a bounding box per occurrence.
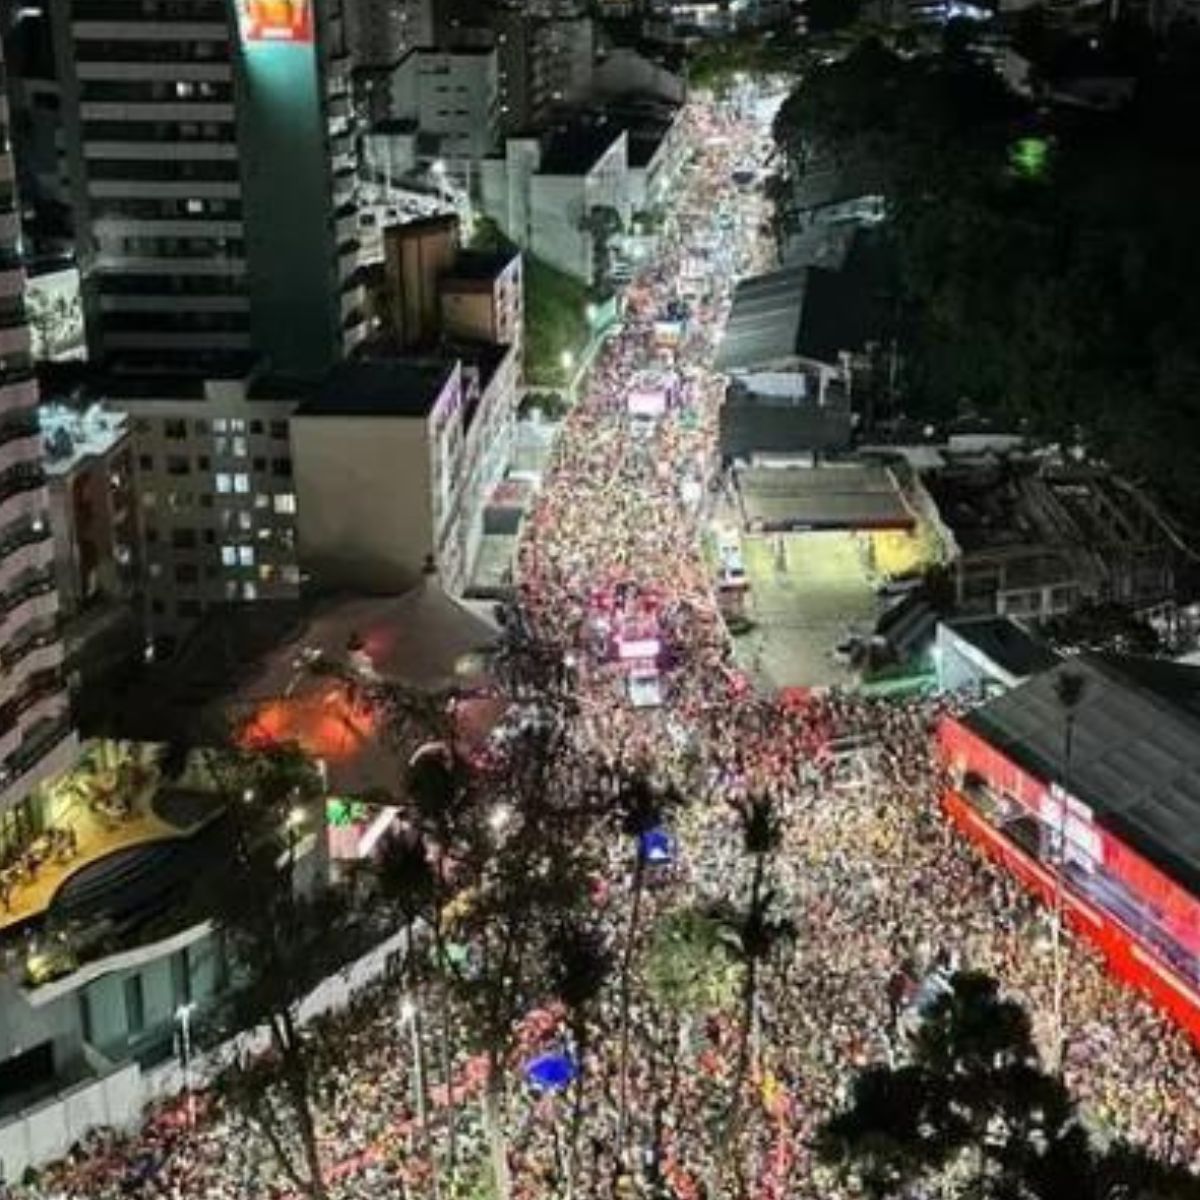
[772,27,1200,524]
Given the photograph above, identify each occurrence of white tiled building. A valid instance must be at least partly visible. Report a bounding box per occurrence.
[0,42,78,868]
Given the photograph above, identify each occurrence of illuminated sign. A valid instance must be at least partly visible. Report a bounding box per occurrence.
[618,638,661,661]
[237,0,313,43]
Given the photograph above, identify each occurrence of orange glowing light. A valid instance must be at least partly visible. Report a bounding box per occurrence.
[240,685,378,762]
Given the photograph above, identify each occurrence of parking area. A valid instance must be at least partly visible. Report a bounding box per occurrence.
[732,530,880,689]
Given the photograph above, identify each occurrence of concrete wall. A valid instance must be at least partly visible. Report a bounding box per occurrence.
[292,413,435,594]
[0,923,411,1182]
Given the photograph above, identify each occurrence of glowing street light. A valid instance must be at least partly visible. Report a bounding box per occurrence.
[488,803,512,835]
[560,350,575,373]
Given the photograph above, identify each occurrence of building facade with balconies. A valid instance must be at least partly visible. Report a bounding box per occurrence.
[48,0,365,377]
[0,41,79,879]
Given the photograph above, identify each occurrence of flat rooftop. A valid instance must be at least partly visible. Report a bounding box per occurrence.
[943,615,1061,680]
[441,249,519,286]
[539,120,624,175]
[299,359,456,419]
[962,654,1200,898]
[39,404,128,475]
[738,463,913,532]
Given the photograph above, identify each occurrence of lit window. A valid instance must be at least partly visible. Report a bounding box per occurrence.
[238,511,253,531]
[221,545,238,567]
[215,473,232,494]
[255,493,271,509]
[238,546,255,567]
[259,564,276,582]
[243,582,258,601]
[273,493,297,515]
[234,473,250,494]
[230,419,246,433]
[283,565,301,586]
[143,491,157,508]
[214,419,228,433]
[232,437,247,457]
[186,199,205,215]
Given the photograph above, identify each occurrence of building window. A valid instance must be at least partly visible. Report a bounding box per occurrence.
[283,564,301,586]
[213,419,228,433]
[273,493,297,515]
[238,546,254,567]
[233,473,250,494]
[250,420,264,435]
[138,454,153,471]
[175,564,199,584]
[253,457,267,472]
[232,437,247,458]
[166,455,190,476]
[270,421,288,439]
[271,458,291,478]
[221,545,237,567]
[230,419,246,433]
[243,582,258,601]
[164,420,187,440]
[172,528,196,549]
[254,493,270,509]
[215,473,232,494]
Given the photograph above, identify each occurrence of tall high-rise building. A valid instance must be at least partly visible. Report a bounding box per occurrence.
[49,0,365,377]
[0,42,78,852]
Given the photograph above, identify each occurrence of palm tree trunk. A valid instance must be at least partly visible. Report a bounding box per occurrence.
[720,849,767,1179]
[568,1016,588,1198]
[616,852,646,1150]
[483,1054,512,1200]
[278,1009,327,1200]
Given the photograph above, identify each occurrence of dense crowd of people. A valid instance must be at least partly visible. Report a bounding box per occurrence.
[9,86,1200,1200]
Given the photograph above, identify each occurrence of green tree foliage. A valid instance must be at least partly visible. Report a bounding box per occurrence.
[202,742,367,1200]
[817,971,1199,1200]
[773,31,1200,523]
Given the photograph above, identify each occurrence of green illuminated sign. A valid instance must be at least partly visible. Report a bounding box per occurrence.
[1011,137,1050,179]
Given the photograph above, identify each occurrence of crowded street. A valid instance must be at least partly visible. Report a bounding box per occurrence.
[12,88,1200,1200]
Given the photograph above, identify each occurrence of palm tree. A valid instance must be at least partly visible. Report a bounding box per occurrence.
[374,830,440,1193]
[611,771,682,1150]
[549,921,614,1196]
[718,794,787,1181]
[1049,669,1086,1071]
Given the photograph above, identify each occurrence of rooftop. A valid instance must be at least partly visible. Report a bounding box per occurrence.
[737,463,914,532]
[962,654,1200,898]
[298,359,457,419]
[440,248,520,286]
[942,615,1061,680]
[39,404,129,476]
[539,119,626,175]
[106,581,499,798]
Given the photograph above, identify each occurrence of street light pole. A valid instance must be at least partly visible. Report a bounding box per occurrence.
[400,994,439,1200]
[176,1002,196,1127]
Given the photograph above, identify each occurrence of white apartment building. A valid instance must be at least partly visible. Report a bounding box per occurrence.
[389,46,500,168]
[116,375,304,657]
[0,42,79,875]
[292,346,519,595]
[480,122,630,283]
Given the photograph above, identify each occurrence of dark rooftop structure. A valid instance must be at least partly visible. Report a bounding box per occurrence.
[441,248,519,286]
[943,615,1060,681]
[963,654,1200,898]
[539,119,624,175]
[299,359,456,419]
[717,232,890,372]
[737,463,914,532]
[720,372,852,461]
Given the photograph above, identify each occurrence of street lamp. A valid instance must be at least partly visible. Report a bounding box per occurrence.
[175,1002,197,1127]
[398,993,431,1187]
[560,350,575,374]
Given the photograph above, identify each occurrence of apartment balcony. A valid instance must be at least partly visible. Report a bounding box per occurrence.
[0,568,57,630]
[0,639,65,709]
[0,323,30,360]
[0,210,19,245]
[0,434,43,478]
[0,537,55,596]
[0,373,37,418]
[0,267,26,299]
